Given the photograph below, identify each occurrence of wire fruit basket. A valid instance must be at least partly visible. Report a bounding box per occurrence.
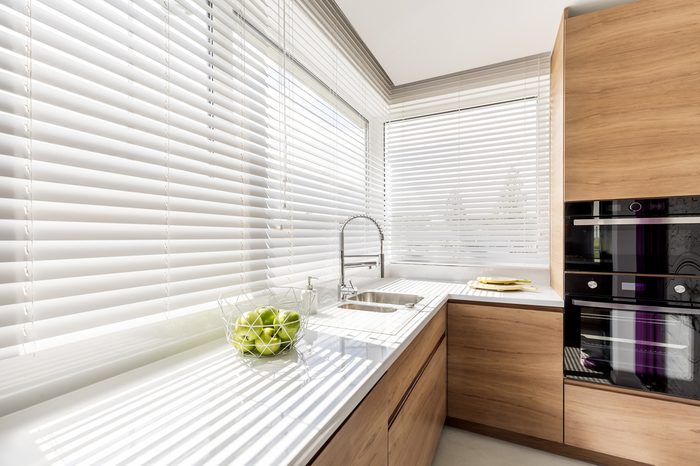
[218,287,309,358]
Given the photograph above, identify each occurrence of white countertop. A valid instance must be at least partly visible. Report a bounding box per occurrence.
[0,278,562,466]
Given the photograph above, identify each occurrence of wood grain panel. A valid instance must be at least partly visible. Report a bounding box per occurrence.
[566,378,700,407]
[565,0,700,201]
[388,339,446,466]
[385,306,446,413]
[549,10,567,296]
[565,383,700,466]
[447,303,563,442]
[312,376,389,466]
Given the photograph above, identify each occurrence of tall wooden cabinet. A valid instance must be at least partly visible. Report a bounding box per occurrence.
[550,3,700,464]
[549,9,567,297]
[562,0,700,202]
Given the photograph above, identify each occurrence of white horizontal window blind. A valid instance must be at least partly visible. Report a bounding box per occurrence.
[386,55,550,267]
[0,0,382,411]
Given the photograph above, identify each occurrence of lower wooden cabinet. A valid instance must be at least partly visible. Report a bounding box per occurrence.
[311,307,446,465]
[388,339,446,466]
[447,302,564,442]
[565,383,700,466]
[311,374,389,466]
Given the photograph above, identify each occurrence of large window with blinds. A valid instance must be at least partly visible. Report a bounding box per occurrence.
[0,0,383,412]
[385,56,549,267]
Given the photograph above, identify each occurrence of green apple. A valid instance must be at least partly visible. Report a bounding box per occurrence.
[257,306,278,326]
[279,339,293,352]
[231,334,256,354]
[236,310,263,337]
[258,327,277,342]
[255,327,281,356]
[255,337,281,356]
[274,310,301,341]
[233,320,257,341]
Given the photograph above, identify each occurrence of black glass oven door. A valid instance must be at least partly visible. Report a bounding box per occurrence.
[565,217,700,275]
[565,299,700,401]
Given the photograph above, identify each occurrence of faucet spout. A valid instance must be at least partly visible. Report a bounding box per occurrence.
[339,214,384,300]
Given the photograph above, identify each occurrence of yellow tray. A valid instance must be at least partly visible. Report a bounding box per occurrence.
[475,276,532,285]
[468,280,537,292]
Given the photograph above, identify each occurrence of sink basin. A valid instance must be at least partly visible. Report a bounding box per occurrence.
[348,291,424,307]
[338,302,398,313]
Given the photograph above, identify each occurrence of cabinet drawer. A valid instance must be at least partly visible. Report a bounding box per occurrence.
[385,306,446,413]
[565,383,700,466]
[388,338,446,466]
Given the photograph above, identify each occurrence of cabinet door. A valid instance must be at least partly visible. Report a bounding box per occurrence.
[565,0,700,201]
[447,303,563,442]
[312,376,388,466]
[565,383,700,466]
[388,339,446,466]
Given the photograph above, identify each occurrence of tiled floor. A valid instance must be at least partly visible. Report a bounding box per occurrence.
[433,427,593,466]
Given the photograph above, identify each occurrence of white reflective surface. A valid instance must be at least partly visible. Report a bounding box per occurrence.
[0,278,562,466]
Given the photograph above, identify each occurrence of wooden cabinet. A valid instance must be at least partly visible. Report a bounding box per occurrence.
[549,9,567,297]
[388,339,446,466]
[312,307,446,465]
[385,307,446,411]
[447,302,563,442]
[311,375,389,466]
[564,0,700,201]
[565,382,700,466]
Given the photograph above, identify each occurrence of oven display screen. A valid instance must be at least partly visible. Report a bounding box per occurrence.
[620,281,646,292]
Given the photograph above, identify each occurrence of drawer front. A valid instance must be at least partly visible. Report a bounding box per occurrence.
[388,338,446,466]
[385,306,446,413]
[565,383,700,466]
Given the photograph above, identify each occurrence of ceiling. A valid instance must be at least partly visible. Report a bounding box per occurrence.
[335,0,636,86]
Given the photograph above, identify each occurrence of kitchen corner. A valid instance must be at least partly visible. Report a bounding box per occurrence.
[0,278,561,466]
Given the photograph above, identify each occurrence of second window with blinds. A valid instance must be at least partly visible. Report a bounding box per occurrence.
[385,57,550,267]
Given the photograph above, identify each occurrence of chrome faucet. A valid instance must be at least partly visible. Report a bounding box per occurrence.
[339,214,384,300]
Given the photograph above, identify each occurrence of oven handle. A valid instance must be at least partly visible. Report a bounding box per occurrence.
[572,299,700,316]
[572,216,700,226]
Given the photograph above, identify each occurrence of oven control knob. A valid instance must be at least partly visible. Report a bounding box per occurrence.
[587,280,598,289]
[674,284,687,294]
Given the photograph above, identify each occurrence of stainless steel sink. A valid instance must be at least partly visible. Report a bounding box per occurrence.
[338,302,398,313]
[348,291,423,307]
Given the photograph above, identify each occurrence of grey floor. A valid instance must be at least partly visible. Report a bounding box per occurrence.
[433,427,593,466]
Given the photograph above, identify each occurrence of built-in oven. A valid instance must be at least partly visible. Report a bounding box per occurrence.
[564,196,700,401]
[565,196,700,275]
[564,273,700,401]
